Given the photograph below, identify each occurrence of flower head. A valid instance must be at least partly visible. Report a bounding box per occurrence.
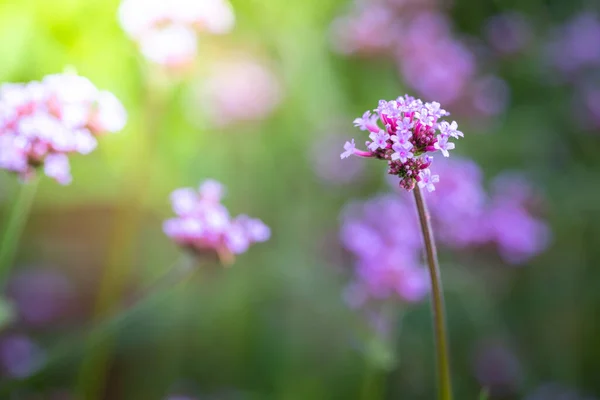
[341,95,462,192]
[0,72,127,184]
[163,180,270,263]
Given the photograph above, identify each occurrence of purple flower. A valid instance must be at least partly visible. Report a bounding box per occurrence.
[340,194,428,304]
[340,139,356,159]
[0,335,45,378]
[414,107,435,126]
[417,169,439,192]
[485,12,533,55]
[7,268,75,327]
[163,179,270,262]
[426,101,449,118]
[437,120,463,138]
[341,95,462,191]
[367,130,390,151]
[353,111,380,132]
[434,135,455,157]
[391,144,414,163]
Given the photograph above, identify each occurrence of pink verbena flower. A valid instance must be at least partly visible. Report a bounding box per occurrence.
[341,95,461,192]
[118,0,235,68]
[0,72,127,184]
[163,179,270,263]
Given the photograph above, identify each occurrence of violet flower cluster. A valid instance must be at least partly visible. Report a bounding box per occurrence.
[341,157,549,306]
[0,72,126,184]
[341,193,430,306]
[163,180,270,262]
[118,0,235,68]
[330,0,509,117]
[341,95,462,192]
[545,11,600,129]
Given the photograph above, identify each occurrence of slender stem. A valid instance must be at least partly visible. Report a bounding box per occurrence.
[413,186,453,400]
[0,176,40,285]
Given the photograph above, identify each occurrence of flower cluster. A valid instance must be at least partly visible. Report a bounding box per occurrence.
[0,72,127,184]
[341,194,430,306]
[118,0,235,68]
[163,180,270,262]
[341,158,549,306]
[341,95,462,192]
[402,158,549,264]
[330,1,509,116]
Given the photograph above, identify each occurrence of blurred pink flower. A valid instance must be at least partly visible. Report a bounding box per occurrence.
[0,72,126,184]
[194,57,283,127]
[119,0,235,68]
[163,179,270,263]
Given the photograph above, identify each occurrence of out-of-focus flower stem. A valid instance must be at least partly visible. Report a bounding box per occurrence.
[413,186,453,400]
[0,176,40,285]
[77,67,172,400]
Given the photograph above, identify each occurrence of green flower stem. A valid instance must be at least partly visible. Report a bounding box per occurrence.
[0,176,40,285]
[413,185,453,400]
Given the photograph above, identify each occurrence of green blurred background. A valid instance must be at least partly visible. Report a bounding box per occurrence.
[1,0,600,399]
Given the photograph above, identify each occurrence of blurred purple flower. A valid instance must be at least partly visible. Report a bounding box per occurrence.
[119,0,235,68]
[164,179,270,263]
[340,194,429,304]
[7,268,75,327]
[0,334,45,379]
[572,80,600,130]
[472,339,522,397]
[390,158,549,261]
[471,75,510,117]
[488,173,550,264]
[545,12,600,76]
[0,72,126,184]
[484,11,533,55]
[330,1,510,117]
